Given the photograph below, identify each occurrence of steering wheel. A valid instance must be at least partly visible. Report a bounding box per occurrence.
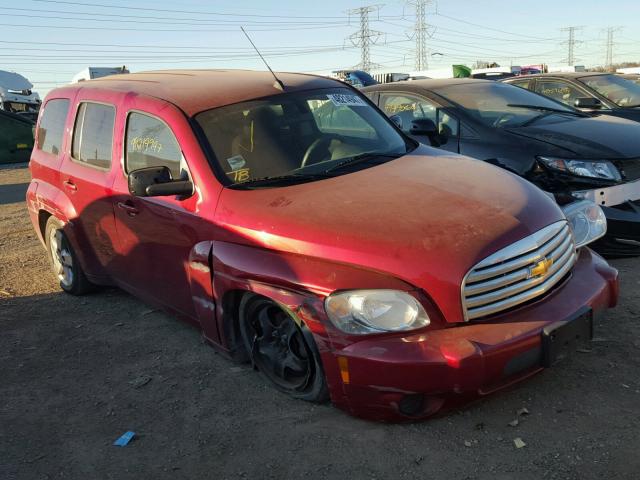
[493,113,517,128]
[301,137,333,168]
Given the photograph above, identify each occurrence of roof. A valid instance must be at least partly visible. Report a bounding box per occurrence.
[50,69,343,116]
[509,72,608,80]
[362,77,494,93]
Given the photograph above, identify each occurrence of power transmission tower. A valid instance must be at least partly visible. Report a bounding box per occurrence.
[407,0,432,71]
[347,5,383,71]
[604,26,622,70]
[561,26,583,66]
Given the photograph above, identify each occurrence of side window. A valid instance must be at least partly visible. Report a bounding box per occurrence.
[379,93,437,132]
[71,102,115,169]
[439,111,459,137]
[307,100,376,138]
[510,79,532,90]
[536,80,588,107]
[37,99,70,156]
[125,112,183,179]
[379,93,458,137]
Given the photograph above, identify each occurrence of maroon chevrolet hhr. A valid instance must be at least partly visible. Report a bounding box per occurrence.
[27,70,618,420]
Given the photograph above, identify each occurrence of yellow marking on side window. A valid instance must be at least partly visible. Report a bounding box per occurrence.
[385,103,417,114]
[130,136,163,154]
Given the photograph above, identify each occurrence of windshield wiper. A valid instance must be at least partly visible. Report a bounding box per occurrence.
[229,172,332,189]
[322,152,403,174]
[506,104,586,116]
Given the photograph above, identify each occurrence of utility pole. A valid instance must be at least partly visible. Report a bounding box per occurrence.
[604,26,622,71]
[347,5,383,71]
[406,0,432,71]
[561,26,583,66]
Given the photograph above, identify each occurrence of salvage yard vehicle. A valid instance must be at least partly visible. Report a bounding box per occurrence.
[0,70,41,122]
[363,79,640,255]
[0,109,34,164]
[619,74,640,85]
[504,73,640,123]
[27,70,618,421]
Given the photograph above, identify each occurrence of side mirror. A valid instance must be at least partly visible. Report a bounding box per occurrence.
[128,166,194,198]
[389,114,403,129]
[410,118,437,135]
[574,97,602,109]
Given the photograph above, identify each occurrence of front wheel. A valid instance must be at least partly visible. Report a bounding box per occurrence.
[239,293,328,402]
[45,216,92,295]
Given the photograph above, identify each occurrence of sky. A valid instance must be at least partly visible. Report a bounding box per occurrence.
[1,0,639,97]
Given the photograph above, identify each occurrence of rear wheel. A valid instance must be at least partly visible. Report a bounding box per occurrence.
[239,293,328,402]
[45,217,92,295]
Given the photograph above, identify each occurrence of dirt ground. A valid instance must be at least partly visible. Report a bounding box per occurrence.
[1,164,639,480]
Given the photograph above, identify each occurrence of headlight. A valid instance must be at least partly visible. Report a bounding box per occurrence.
[562,200,607,248]
[325,290,430,335]
[538,156,621,182]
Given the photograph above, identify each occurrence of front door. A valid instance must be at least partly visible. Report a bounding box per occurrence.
[110,103,202,319]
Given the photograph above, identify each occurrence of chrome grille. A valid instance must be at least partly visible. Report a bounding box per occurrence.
[462,221,577,321]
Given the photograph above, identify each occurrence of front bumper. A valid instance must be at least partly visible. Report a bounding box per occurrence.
[573,180,640,256]
[327,248,618,421]
[592,200,640,256]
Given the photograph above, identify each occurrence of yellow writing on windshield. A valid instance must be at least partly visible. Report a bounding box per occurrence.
[228,168,250,182]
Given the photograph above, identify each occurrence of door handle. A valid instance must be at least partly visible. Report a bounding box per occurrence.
[63,180,77,192]
[117,201,139,216]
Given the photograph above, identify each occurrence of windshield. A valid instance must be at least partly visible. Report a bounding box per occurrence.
[579,74,640,107]
[195,87,408,186]
[435,82,577,128]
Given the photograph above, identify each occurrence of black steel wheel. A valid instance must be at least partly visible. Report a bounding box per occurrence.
[239,293,328,402]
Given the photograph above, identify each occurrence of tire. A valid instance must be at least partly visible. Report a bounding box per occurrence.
[239,293,329,403]
[44,216,92,295]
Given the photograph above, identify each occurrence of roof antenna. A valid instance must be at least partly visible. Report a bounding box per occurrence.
[241,26,285,91]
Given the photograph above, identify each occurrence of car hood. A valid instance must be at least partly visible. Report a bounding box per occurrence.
[215,146,564,323]
[608,107,640,123]
[507,114,640,158]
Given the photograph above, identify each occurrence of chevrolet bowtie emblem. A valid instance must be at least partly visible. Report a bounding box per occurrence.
[529,258,554,278]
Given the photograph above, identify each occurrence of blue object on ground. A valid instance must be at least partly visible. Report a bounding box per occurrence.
[113,431,135,446]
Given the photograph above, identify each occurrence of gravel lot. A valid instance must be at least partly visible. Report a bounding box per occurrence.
[1,164,639,480]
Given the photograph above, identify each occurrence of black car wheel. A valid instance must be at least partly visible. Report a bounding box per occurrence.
[239,293,328,402]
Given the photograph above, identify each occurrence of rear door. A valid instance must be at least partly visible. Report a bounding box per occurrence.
[377,91,460,153]
[56,94,120,280]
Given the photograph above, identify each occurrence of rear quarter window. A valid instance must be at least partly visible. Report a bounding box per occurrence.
[37,99,70,156]
[71,102,115,169]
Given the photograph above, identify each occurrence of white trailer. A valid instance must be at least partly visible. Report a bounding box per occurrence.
[617,67,640,75]
[72,66,129,83]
